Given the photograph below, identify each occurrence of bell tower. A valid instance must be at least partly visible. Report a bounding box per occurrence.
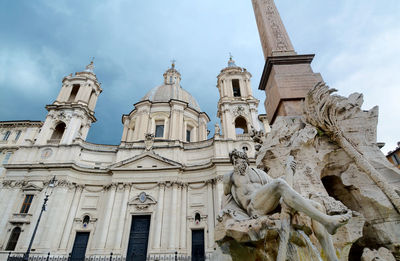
[35,61,102,145]
[216,57,262,139]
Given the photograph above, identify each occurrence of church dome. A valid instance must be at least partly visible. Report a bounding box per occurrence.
[141,84,201,111]
[141,63,201,111]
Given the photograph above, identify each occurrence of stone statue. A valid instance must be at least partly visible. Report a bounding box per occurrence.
[222,149,352,261]
[215,123,220,136]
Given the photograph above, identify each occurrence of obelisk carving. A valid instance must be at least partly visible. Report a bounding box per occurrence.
[252,0,323,124]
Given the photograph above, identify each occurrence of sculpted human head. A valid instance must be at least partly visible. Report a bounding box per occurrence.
[229,149,249,167]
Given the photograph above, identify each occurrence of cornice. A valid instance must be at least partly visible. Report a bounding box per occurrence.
[3,162,111,174]
[258,54,315,91]
[0,121,43,128]
[45,104,97,122]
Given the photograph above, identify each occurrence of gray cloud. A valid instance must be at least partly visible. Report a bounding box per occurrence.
[0,0,398,153]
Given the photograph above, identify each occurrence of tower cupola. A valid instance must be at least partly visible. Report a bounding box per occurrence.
[35,61,102,145]
[54,61,102,112]
[216,56,264,139]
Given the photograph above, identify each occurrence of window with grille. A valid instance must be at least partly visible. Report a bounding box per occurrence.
[20,195,34,214]
[392,153,400,165]
[155,123,164,138]
[2,152,12,164]
[15,130,22,141]
[3,131,11,141]
[186,129,191,142]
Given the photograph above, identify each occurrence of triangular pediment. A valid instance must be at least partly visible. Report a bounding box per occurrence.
[110,151,182,170]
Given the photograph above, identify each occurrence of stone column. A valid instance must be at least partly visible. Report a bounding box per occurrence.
[223,110,235,139]
[161,183,172,248]
[132,118,139,141]
[121,119,130,142]
[61,117,82,144]
[47,186,71,250]
[98,184,117,248]
[153,183,165,249]
[127,128,134,142]
[168,182,179,249]
[170,109,178,140]
[88,92,98,111]
[59,185,83,249]
[114,184,130,250]
[57,84,71,103]
[36,187,68,251]
[106,184,125,249]
[76,84,91,104]
[55,84,66,102]
[35,118,53,145]
[178,111,184,140]
[179,184,187,250]
[138,110,149,140]
[250,108,261,130]
[215,177,224,214]
[207,181,215,249]
[175,183,182,246]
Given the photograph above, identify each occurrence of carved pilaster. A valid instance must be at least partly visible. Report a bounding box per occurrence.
[103,182,117,191]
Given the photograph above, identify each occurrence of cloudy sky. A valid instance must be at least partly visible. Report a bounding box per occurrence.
[0,0,399,153]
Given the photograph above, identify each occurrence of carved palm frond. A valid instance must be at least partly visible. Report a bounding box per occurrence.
[304,82,400,213]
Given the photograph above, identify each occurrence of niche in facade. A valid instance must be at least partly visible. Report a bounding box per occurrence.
[195,212,201,224]
[83,215,90,228]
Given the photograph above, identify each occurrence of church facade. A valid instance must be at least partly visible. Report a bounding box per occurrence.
[0,58,269,260]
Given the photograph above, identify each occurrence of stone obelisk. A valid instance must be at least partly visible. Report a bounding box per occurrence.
[252,0,323,124]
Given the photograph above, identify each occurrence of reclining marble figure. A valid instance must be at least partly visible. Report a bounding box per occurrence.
[223,149,352,260]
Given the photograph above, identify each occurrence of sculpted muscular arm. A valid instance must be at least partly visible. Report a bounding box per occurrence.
[223,171,233,196]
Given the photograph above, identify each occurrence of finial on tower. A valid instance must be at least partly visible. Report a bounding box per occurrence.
[84,58,95,73]
[171,59,176,69]
[228,53,236,67]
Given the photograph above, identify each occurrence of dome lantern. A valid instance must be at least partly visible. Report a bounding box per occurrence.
[163,60,181,86]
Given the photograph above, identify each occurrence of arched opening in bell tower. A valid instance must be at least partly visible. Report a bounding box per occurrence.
[232,79,241,97]
[235,116,248,134]
[50,122,66,142]
[68,84,80,102]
